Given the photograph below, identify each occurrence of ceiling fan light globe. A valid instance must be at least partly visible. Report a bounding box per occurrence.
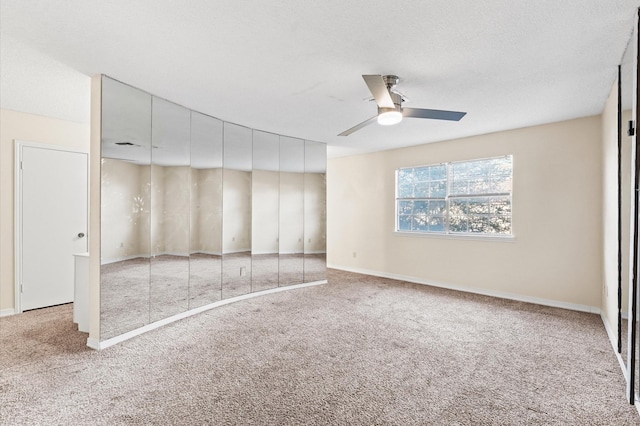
[377,110,402,126]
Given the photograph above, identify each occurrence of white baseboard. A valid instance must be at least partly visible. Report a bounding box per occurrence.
[328,263,601,315]
[0,308,16,317]
[601,313,627,378]
[88,279,327,350]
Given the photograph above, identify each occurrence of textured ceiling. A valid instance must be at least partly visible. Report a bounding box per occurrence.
[1,1,639,157]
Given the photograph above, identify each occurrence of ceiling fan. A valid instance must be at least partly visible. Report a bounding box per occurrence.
[338,75,467,136]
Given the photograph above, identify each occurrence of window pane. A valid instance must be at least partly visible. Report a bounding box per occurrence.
[490,175,511,193]
[428,216,445,232]
[429,180,446,197]
[427,200,445,215]
[450,180,468,196]
[451,162,468,180]
[468,197,490,215]
[450,199,468,215]
[490,197,511,215]
[398,168,413,183]
[489,216,511,234]
[412,215,428,231]
[398,200,413,215]
[414,167,429,182]
[414,184,428,198]
[449,215,467,233]
[469,178,490,194]
[430,165,446,180]
[398,184,413,198]
[398,215,412,231]
[413,201,428,214]
[468,215,490,233]
[396,156,512,235]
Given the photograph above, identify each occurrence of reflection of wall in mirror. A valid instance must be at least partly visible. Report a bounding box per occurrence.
[252,170,279,255]
[621,109,632,316]
[191,168,223,254]
[151,165,166,255]
[162,166,190,256]
[148,165,192,257]
[223,169,251,253]
[101,159,150,263]
[304,173,326,253]
[280,172,304,254]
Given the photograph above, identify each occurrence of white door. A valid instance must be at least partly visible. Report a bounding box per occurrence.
[18,143,88,311]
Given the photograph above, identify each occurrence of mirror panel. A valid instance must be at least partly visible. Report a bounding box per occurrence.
[222,123,253,298]
[304,141,327,283]
[252,131,280,292]
[189,112,223,308]
[100,76,152,340]
[149,97,191,322]
[621,25,636,369]
[279,136,305,286]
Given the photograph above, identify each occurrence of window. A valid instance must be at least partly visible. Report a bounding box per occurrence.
[396,156,512,236]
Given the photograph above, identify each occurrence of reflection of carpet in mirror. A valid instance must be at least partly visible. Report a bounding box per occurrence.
[100,253,326,340]
[100,257,152,340]
[619,318,640,373]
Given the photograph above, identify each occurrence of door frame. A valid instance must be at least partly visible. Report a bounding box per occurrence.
[14,140,89,314]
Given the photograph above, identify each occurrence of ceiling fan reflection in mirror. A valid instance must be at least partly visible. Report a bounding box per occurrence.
[338,74,467,136]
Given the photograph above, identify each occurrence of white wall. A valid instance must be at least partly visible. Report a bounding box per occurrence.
[0,109,90,314]
[328,115,604,310]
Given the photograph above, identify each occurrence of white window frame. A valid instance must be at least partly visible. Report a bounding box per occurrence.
[395,155,513,239]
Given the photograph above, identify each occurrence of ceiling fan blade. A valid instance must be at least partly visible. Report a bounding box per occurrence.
[362,75,395,109]
[403,107,466,121]
[338,116,378,136]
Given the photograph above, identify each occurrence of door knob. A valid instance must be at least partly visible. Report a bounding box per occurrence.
[77,232,85,238]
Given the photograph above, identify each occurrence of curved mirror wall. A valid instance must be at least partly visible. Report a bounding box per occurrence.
[100,76,326,341]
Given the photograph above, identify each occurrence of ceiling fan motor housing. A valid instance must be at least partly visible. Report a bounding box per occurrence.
[379,91,403,115]
[382,75,402,112]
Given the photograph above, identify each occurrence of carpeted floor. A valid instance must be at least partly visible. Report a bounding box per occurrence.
[1,269,639,425]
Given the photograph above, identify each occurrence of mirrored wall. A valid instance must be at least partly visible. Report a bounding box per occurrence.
[619,23,635,374]
[100,76,326,341]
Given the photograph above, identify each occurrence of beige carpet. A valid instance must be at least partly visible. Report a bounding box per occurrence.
[1,269,638,425]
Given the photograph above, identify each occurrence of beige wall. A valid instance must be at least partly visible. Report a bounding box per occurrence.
[0,108,89,313]
[328,115,604,310]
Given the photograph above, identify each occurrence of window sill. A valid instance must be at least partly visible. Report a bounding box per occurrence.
[394,231,515,242]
